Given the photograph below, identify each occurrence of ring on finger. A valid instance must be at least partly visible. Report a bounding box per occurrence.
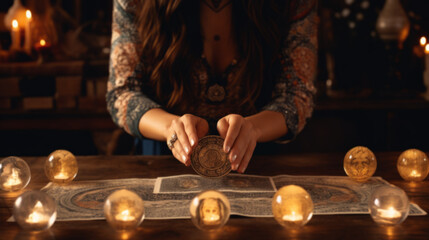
[167,133,178,150]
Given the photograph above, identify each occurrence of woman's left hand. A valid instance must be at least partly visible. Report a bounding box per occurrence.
[217,114,261,173]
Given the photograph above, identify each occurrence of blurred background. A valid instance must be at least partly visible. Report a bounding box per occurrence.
[0,0,428,157]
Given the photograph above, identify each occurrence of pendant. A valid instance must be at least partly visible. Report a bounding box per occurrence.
[207,84,226,102]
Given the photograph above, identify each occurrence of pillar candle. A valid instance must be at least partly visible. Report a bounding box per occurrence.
[10,19,20,50]
[24,10,32,53]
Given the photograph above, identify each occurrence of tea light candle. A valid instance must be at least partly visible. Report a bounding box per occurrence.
[397,149,429,182]
[13,190,57,231]
[272,185,313,228]
[104,189,145,231]
[0,156,31,192]
[420,36,427,47]
[190,190,230,231]
[369,185,409,225]
[24,10,32,53]
[10,19,20,50]
[54,168,69,180]
[45,150,78,184]
[378,207,402,219]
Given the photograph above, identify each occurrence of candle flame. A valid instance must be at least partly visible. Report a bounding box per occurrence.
[3,168,22,188]
[116,209,135,221]
[25,201,45,223]
[12,20,19,29]
[40,39,46,46]
[425,44,429,54]
[26,10,32,19]
[420,37,427,47]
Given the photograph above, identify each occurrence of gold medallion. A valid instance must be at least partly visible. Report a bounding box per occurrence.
[191,135,231,177]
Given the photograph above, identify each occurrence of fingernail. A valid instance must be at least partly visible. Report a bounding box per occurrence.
[231,154,237,162]
[234,164,239,170]
[185,147,189,154]
[182,155,187,163]
[225,146,231,153]
[190,139,195,146]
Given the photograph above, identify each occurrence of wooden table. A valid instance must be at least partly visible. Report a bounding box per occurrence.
[1,153,428,240]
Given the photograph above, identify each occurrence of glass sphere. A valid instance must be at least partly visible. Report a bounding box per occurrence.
[272,185,314,228]
[344,146,377,182]
[190,190,230,231]
[13,190,57,231]
[0,156,31,192]
[104,189,145,231]
[397,149,429,182]
[45,149,78,184]
[369,185,409,225]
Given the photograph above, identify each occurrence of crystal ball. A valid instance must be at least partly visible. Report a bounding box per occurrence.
[104,189,145,231]
[272,185,314,228]
[13,190,57,231]
[397,149,429,182]
[369,185,409,225]
[189,190,230,231]
[0,156,31,192]
[344,146,377,182]
[45,149,78,184]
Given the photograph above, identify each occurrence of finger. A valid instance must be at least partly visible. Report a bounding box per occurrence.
[223,116,243,154]
[217,117,229,139]
[172,119,191,155]
[237,140,256,173]
[196,118,209,139]
[171,140,190,166]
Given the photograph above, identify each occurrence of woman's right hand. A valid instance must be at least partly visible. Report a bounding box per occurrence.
[166,114,209,166]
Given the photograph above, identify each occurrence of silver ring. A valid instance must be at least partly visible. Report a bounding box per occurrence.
[167,133,178,150]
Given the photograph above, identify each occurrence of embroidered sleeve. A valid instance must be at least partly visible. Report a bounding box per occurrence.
[262,0,318,141]
[106,0,161,138]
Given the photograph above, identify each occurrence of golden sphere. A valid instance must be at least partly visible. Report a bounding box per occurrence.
[272,185,313,228]
[344,146,377,182]
[45,150,78,184]
[397,149,428,182]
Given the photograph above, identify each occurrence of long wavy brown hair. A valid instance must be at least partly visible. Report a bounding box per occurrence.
[137,0,292,112]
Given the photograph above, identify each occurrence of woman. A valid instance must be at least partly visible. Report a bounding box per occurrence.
[107,0,318,173]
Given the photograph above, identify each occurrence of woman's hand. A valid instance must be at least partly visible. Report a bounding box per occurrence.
[166,114,209,166]
[217,114,261,173]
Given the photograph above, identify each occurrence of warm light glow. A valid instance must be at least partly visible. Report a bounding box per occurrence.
[282,211,304,222]
[410,170,421,178]
[115,209,135,222]
[12,20,19,29]
[421,37,427,47]
[40,39,46,47]
[26,10,32,20]
[425,44,429,54]
[3,168,22,189]
[54,169,68,180]
[378,207,401,219]
[25,201,46,223]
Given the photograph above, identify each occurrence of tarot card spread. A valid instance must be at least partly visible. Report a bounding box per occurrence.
[12,174,426,221]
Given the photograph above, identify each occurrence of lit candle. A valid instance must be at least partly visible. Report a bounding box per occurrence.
[24,10,32,53]
[115,209,135,222]
[25,201,48,224]
[10,19,20,50]
[410,170,422,178]
[378,207,401,219]
[420,37,427,47]
[282,211,304,222]
[54,168,68,180]
[2,168,22,190]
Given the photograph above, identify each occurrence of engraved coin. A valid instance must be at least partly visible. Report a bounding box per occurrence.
[191,135,231,177]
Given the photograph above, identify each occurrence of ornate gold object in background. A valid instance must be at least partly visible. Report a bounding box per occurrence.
[344,146,377,182]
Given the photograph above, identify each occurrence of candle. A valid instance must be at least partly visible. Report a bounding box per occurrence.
[282,211,304,222]
[54,169,68,180]
[115,209,136,222]
[25,201,48,224]
[10,19,20,50]
[24,10,32,53]
[378,207,401,219]
[420,37,427,47]
[2,167,22,190]
[410,170,422,178]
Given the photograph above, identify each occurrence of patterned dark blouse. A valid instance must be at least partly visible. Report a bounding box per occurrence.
[107,0,318,141]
